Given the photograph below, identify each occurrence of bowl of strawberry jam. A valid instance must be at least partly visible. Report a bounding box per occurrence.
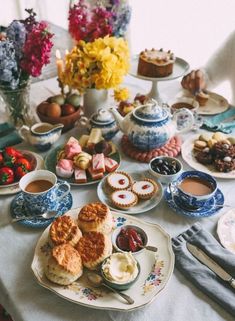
[112,225,148,255]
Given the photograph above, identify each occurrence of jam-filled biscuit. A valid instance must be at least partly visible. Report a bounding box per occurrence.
[111,190,138,209]
[132,178,158,200]
[106,171,132,190]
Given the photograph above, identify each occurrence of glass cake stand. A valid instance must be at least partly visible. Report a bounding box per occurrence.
[129,56,190,103]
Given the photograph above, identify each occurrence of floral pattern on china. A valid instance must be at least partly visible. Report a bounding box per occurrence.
[110,99,195,151]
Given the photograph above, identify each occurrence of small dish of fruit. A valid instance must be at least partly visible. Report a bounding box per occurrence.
[0,147,36,186]
[112,224,148,255]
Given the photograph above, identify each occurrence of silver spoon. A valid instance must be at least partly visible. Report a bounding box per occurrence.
[12,210,57,222]
[86,272,134,305]
[139,244,158,252]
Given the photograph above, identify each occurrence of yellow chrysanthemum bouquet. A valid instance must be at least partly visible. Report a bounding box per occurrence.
[61,36,130,93]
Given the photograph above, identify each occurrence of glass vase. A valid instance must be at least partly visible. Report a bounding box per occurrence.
[0,81,32,128]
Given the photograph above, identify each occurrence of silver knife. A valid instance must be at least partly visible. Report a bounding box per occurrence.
[186,243,235,289]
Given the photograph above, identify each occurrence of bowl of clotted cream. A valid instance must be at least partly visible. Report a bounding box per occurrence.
[101,252,140,291]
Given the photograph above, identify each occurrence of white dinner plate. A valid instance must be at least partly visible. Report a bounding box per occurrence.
[97,170,163,214]
[217,209,235,254]
[181,134,235,179]
[31,208,174,311]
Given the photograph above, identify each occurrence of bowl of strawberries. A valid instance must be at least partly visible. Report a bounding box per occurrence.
[0,147,37,187]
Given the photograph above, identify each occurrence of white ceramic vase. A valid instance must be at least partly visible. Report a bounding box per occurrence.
[83,88,110,118]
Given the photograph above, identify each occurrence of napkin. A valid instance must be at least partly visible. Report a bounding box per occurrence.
[201,107,235,133]
[172,223,235,316]
[0,122,22,149]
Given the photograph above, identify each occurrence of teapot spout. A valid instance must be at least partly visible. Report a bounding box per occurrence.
[50,123,64,132]
[109,107,126,133]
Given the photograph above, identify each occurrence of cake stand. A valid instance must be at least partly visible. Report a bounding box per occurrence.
[129,56,190,103]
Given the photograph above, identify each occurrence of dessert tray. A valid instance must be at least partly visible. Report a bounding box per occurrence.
[217,208,235,254]
[44,144,121,186]
[31,208,174,311]
[181,134,235,179]
[178,90,229,115]
[0,151,44,196]
[97,170,163,214]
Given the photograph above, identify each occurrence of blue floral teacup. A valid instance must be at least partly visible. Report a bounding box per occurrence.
[19,170,70,215]
[169,170,217,209]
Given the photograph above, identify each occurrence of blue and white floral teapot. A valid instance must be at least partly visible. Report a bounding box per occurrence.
[110,99,195,151]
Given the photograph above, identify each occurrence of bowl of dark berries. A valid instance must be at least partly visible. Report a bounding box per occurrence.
[149,156,183,184]
[112,225,148,255]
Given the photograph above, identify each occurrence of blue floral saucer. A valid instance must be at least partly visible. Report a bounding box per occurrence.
[164,187,224,218]
[10,189,73,228]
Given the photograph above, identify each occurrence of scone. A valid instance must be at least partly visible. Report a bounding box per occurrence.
[49,215,82,247]
[75,231,112,270]
[45,244,83,285]
[77,202,113,234]
[111,190,138,209]
[132,178,158,199]
[106,171,132,190]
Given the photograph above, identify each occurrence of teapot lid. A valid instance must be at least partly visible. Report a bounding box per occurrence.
[133,100,168,122]
[91,108,115,124]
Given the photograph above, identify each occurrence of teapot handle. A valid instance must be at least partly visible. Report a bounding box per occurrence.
[18,125,30,141]
[79,116,89,127]
[173,108,195,134]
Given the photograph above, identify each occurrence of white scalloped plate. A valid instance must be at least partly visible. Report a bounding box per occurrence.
[217,209,235,254]
[31,208,174,311]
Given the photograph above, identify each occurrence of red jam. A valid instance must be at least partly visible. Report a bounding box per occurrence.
[118,194,126,199]
[118,179,125,185]
[142,184,150,190]
[116,227,144,252]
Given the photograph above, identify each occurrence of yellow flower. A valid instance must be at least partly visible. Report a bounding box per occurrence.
[114,87,130,102]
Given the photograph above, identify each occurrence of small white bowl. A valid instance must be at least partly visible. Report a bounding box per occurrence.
[112,224,148,255]
[149,156,183,185]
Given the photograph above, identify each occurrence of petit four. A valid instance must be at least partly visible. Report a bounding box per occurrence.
[45,244,83,285]
[64,137,82,159]
[107,171,132,190]
[74,168,87,183]
[87,166,104,180]
[104,157,119,172]
[56,159,74,178]
[132,178,157,200]
[111,190,138,209]
[92,153,105,174]
[75,231,112,270]
[138,48,175,78]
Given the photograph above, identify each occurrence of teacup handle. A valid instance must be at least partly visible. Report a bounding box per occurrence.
[173,108,195,133]
[55,181,71,202]
[169,183,177,200]
[18,125,30,141]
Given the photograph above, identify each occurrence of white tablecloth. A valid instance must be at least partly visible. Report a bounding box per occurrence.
[0,76,234,321]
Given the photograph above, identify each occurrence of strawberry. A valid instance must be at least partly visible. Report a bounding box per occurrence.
[0,167,14,185]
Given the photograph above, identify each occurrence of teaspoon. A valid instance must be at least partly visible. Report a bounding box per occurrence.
[12,210,58,222]
[86,272,134,305]
[139,244,158,252]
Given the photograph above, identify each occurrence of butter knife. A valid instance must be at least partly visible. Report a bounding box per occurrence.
[187,243,235,289]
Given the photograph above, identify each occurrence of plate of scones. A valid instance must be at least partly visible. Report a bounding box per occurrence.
[97,170,163,214]
[181,132,235,179]
[44,129,121,186]
[31,202,174,311]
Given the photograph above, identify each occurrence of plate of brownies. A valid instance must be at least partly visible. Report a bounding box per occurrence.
[181,132,235,179]
[44,131,121,186]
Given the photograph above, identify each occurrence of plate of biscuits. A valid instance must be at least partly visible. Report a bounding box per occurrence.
[31,203,174,311]
[97,170,163,214]
[181,132,235,179]
[44,130,121,186]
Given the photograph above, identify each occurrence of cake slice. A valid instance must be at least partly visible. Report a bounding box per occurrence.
[74,168,87,183]
[104,157,119,172]
[87,166,104,180]
[92,153,105,174]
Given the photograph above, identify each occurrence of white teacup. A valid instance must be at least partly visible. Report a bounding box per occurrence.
[19,170,70,215]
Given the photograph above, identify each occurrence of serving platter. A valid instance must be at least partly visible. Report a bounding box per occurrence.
[44,144,121,186]
[177,90,229,115]
[31,208,174,311]
[97,170,163,215]
[0,151,44,195]
[181,134,235,179]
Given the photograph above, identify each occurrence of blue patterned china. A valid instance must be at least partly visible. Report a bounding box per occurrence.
[19,170,70,215]
[164,186,224,218]
[10,186,72,228]
[19,122,64,151]
[79,108,119,140]
[110,99,194,151]
[169,170,217,209]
